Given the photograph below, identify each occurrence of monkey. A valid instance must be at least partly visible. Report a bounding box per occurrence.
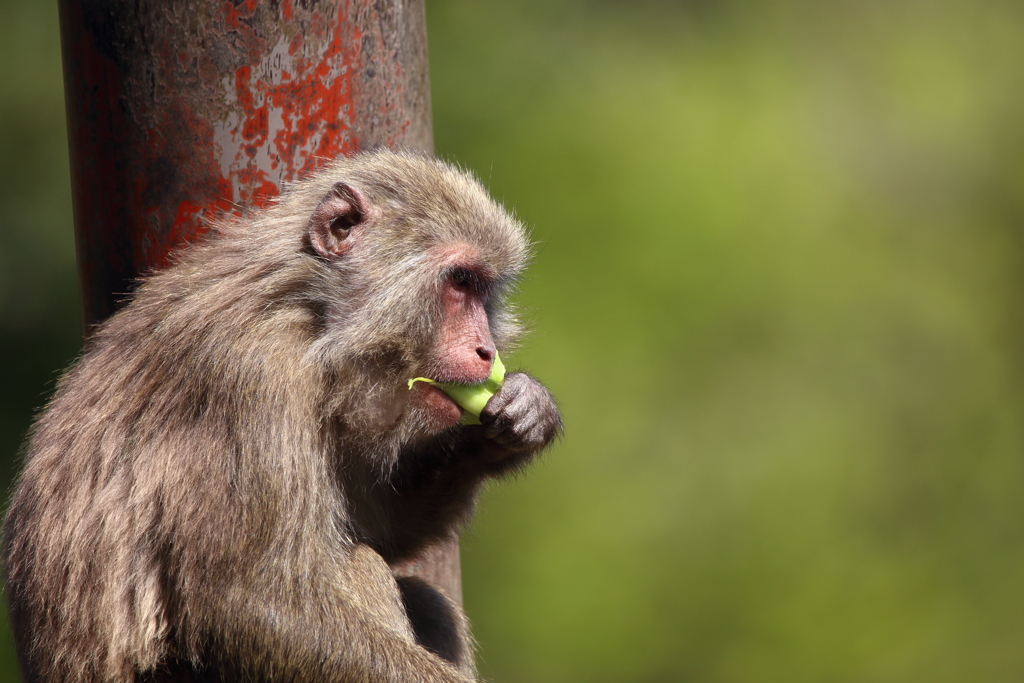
[2,150,562,683]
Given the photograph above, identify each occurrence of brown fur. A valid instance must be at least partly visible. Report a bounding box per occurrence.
[3,151,561,683]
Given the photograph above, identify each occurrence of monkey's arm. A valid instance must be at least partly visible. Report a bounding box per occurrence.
[211,598,472,682]
[202,549,475,683]
[377,372,561,561]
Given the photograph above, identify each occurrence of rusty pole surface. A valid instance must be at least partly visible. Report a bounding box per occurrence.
[59,0,461,605]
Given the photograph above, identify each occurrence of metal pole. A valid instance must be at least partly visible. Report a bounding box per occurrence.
[58,0,459,605]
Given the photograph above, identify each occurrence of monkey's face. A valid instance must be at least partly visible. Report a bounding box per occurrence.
[303,154,529,442]
[405,248,499,432]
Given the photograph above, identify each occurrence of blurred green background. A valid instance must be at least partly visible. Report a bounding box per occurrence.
[3,0,1024,681]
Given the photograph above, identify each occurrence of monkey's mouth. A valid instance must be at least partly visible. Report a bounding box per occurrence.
[410,381,464,429]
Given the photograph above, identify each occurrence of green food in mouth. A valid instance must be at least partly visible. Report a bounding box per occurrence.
[408,353,506,425]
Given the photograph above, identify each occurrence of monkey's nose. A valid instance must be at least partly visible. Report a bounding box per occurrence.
[476,346,494,363]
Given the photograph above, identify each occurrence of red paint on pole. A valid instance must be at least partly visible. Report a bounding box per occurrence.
[60,0,432,327]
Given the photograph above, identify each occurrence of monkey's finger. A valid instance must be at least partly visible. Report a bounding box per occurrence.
[479,372,560,452]
[481,393,531,436]
[487,407,546,451]
[479,374,525,413]
[478,385,521,437]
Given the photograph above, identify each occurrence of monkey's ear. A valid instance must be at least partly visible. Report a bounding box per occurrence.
[308,182,374,260]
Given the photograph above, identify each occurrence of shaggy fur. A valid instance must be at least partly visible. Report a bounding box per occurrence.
[3,151,561,683]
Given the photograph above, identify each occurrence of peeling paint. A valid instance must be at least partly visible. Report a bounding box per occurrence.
[60,0,432,327]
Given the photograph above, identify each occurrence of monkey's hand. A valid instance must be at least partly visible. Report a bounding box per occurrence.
[478,372,562,463]
[380,372,560,558]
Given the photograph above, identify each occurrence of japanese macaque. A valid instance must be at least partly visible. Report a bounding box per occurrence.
[3,151,562,683]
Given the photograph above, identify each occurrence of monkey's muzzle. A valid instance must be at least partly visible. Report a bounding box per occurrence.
[407,353,506,425]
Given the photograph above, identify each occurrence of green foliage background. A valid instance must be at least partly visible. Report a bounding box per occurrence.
[3,1,1024,681]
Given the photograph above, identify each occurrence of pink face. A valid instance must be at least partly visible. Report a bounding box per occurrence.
[411,245,497,430]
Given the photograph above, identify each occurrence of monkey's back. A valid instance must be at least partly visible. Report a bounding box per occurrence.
[2,223,333,682]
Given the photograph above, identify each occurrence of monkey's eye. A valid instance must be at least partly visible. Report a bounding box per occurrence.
[447,267,493,302]
[450,269,471,289]
[448,267,482,293]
